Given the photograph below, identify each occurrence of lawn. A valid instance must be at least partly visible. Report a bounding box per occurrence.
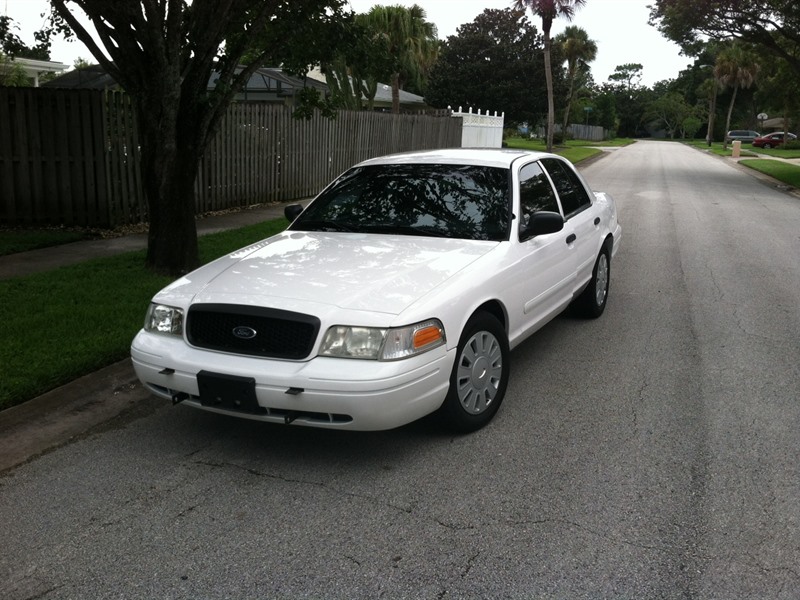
[682,140,800,188]
[683,138,800,159]
[683,139,759,158]
[504,137,634,164]
[0,218,289,411]
[0,228,93,256]
[738,159,800,188]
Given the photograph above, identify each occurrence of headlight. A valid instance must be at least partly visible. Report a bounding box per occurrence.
[144,303,184,336]
[319,319,445,361]
[319,326,387,359]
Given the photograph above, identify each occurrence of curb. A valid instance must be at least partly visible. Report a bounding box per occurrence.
[0,359,159,473]
[691,145,800,200]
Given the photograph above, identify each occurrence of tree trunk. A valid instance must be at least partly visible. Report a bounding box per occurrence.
[706,87,717,146]
[135,89,202,276]
[543,33,555,153]
[561,67,576,135]
[143,151,200,276]
[723,85,738,151]
[391,72,401,114]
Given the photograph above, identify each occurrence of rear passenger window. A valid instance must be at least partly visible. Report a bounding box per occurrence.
[541,158,592,216]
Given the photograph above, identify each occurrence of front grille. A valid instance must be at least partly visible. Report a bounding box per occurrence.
[186,304,320,360]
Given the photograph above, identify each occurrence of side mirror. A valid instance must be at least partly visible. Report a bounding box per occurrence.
[284,204,303,222]
[520,210,564,241]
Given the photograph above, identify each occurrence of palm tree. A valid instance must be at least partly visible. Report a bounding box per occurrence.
[697,77,718,146]
[514,0,587,152]
[556,25,597,135]
[714,44,760,150]
[362,4,438,114]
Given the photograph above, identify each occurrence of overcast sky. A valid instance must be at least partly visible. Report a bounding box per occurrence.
[4,0,691,87]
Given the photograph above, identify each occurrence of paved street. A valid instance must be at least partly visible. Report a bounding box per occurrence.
[1,141,798,598]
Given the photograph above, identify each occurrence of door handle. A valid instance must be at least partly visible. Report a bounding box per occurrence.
[566,234,576,244]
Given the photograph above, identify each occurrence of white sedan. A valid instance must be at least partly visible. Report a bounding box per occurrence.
[131,148,621,432]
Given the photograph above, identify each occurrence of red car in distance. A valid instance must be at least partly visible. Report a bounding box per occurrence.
[752,132,798,148]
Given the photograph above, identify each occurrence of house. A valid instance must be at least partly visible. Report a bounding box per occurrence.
[40,63,119,90]
[42,64,329,107]
[220,67,329,104]
[761,117,795,133]
[9,57,69,87]
[371,83,428,112]
[42,61,431,112]
[305,67,429,112]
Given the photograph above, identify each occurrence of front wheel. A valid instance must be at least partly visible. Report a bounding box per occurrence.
[763,143,773,149]
[438,312,509,432]
[574,247,610,318]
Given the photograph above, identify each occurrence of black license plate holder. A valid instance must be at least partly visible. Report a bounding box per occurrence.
[197,371,264,414]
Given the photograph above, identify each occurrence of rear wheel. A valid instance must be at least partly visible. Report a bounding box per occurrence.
[439,312,509,432]
[575,247,610,318]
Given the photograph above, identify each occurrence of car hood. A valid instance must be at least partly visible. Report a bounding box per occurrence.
[156,231,498,316]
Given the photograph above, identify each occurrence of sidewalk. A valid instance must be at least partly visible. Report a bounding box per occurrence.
[0,201,296,280]
[0,201,298,472]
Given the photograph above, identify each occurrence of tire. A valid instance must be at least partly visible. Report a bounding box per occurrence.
[575,247,610,318]
[438,312,510,433]
[763,143,773,149]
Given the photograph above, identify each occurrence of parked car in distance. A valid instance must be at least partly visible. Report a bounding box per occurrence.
[752,132,798,148]
[725,130,761,144]
[131,149,622,432]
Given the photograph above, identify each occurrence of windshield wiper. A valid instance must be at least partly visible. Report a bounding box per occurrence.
[294,219,356,233]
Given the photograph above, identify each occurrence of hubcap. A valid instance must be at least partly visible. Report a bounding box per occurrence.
[456,331,503,415]
[595,254,609,306]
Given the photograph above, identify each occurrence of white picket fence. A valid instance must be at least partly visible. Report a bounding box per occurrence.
[450,106,505,148]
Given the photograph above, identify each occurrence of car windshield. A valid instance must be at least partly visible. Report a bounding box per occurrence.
[291,163,511,241]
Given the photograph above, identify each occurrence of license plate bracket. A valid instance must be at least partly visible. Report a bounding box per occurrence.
[197,371,264,414]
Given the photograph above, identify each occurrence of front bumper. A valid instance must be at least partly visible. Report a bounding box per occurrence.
[131,330,454,431]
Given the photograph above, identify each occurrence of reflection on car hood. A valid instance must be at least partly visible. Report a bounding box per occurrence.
[158,231,498,316]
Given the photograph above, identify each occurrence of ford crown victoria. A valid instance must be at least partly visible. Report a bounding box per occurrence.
[131,148,621,432]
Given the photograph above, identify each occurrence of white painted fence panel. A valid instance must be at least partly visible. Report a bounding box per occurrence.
[451,107,505,148]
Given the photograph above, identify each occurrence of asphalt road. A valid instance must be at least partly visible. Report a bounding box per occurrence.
[1,141,799,599]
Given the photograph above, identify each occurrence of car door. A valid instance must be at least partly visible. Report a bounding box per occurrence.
[510,160,577,337]
[540,157,598,295]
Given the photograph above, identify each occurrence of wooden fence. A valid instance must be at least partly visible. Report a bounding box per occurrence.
[0,88,462,228]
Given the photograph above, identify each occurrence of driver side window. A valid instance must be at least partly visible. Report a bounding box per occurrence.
[518,161,559,232]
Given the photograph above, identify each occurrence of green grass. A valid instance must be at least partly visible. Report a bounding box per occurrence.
[503,137,635,164]
[682,138,800,160]
[738,159,800,188]
[746,146,800,159]
[0,228,92,256]
[0,218,289,411]
[682,139,759,158]
[682,140,800,188]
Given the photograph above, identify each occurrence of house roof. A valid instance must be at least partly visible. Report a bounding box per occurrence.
[372,83,426,108]
[41,64,117,89]
[11,57,70,87]
[43,65,328,97]
[210,67,328,97]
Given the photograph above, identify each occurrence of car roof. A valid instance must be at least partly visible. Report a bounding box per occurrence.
[355,148,560,169]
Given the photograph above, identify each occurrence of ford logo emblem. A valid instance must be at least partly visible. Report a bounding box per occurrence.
[232,326,257,340]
